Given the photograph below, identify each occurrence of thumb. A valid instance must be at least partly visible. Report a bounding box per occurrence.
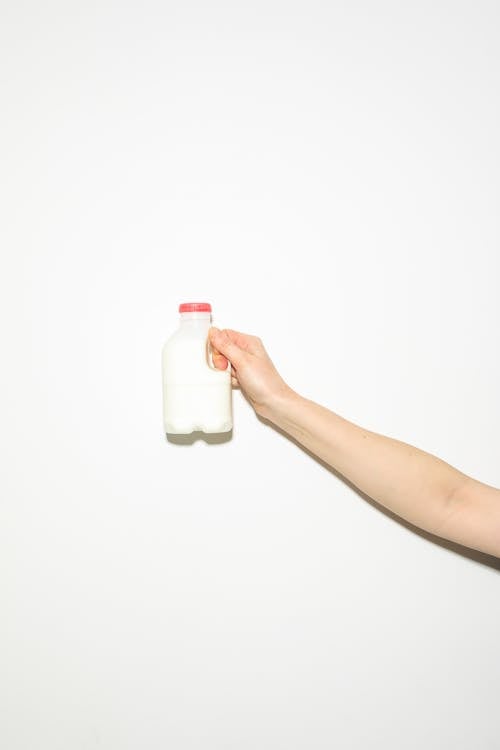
[209,327,246,369]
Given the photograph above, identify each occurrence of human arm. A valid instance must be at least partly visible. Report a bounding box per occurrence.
[209,327,500,558]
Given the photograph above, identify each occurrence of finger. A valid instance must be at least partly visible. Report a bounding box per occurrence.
[231,376,239,388]
[207,336,228,371]
[209,327,246,368]
[224,329,263,355]
[212,350,228,370]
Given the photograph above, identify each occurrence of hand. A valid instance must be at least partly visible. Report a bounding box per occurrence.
[208,328,293,416]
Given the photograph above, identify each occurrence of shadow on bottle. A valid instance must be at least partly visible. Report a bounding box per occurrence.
[166,430,233,446]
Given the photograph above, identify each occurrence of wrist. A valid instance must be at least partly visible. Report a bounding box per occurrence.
[257,385,303,424]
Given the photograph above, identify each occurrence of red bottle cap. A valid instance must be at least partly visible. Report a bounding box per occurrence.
[178,302,212,313]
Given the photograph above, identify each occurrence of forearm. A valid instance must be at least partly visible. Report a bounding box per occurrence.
[208,327,497,555]
[261,390,471,539]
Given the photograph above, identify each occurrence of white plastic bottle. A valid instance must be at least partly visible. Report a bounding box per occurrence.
[162,302,232,435]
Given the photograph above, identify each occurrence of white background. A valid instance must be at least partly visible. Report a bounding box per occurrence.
[1,1,499,748]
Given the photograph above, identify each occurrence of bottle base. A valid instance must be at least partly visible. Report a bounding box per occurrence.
[165,421,233,436]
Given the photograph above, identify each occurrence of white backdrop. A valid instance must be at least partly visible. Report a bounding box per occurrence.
[1,1,499,748]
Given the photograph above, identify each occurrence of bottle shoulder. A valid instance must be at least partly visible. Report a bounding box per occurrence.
[164,324,209,347]
[163,329,210,362]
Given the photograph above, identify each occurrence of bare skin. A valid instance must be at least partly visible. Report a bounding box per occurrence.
[209,327,500,558]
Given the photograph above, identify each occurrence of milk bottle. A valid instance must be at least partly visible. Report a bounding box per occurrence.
[162,303,232,435]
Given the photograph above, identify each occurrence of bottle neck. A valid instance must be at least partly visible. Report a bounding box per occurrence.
[179,312,212,330]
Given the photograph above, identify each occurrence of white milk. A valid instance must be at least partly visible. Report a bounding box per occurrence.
[162,303,232,435]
